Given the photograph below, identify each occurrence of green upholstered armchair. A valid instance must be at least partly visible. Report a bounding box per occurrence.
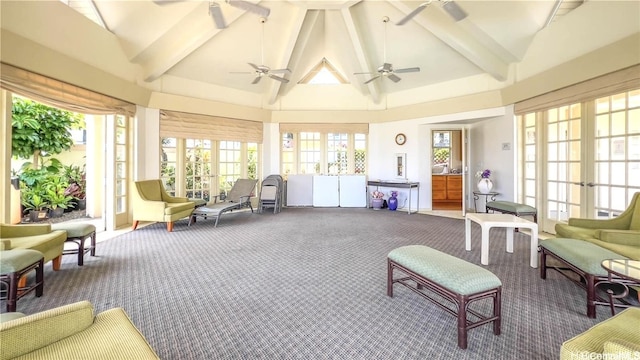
[0,301,159,359]
[555,192,640,260]
[0,224,66,270]
[132,179,195,232]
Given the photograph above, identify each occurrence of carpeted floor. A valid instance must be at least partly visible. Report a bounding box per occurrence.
[6,208,615,359]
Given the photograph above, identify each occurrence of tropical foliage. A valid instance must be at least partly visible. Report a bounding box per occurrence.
[11,97,83,166]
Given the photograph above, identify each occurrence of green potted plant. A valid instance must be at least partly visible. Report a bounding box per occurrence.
[64,164,86,210]
[45,187,73,217]
[21,187,49,222]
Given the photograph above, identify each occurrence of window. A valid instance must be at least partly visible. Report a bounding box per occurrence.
[186,139,212,201]
[280,131,367,176]
[327,133,348,175]
[160,138,259,200]
[161,138,178,196]
[219,141,241,195]
[281,133,295,177]
[432,131,451,172]
[299,132,321,174]
[354,134,366,174]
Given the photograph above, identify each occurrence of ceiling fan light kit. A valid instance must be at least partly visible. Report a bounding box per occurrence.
[355,16,420,85]
[231,17,292,84]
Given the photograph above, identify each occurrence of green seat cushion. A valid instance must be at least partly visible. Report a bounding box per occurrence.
[555,223,599,240]
[540,238,629,275]
[388,245,501,295]
[51,223,96,239]
[486,201,537,214]
[560,307,640,360]
[164,202,195,215]
[0,249,44,273]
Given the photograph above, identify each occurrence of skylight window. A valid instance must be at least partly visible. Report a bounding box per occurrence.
[299,58,348,85]
[60,0,107,29]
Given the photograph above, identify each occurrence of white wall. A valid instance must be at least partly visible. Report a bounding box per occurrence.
[468,105,517,202]
[369,106,512,211]
[263,123,280,177]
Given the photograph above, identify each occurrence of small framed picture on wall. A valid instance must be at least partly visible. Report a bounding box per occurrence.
[395,153,406,179]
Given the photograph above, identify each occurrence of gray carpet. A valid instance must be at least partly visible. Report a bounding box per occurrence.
[7,208,612,359]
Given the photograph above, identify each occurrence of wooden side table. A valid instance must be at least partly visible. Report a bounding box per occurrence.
[599,259,640,315]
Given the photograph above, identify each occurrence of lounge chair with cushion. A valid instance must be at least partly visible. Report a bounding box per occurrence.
[190,179,258,227]
[132,179,196,232]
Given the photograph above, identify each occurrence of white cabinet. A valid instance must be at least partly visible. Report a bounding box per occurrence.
[338,175,367,207]
[313,176,340,207]
[287,175,367,207]
[286,175,314,206]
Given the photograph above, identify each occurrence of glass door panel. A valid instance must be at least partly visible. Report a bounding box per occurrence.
[105,114,130,230]
[186,139,213,202]
[592,90,640,218]
[544,104,582,232]
[219,141,241,197]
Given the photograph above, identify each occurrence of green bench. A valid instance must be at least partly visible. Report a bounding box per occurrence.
[387,245,502,349]
[539,238,630,318]
[485,201,537,223]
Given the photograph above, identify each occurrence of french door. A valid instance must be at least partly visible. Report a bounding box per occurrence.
[519,89,640,233]
[105,113,131,230]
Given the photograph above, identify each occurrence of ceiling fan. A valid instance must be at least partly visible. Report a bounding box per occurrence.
[354,16,420,85]
[396,0,468,26]
[230,18,291,84]
[153,0,270,29]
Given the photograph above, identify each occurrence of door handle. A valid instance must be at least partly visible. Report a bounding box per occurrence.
[586,182,596,187]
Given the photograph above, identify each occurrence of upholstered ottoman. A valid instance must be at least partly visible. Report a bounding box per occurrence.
[539,238,630,318]
[387,245,502,349]
[0,249,44,312]
[52,223,96,266]
[485,201,537,223]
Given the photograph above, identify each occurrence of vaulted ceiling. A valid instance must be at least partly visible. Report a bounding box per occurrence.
[88,0,579,106]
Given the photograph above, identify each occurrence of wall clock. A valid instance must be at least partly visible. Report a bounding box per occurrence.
[395,133,406,145]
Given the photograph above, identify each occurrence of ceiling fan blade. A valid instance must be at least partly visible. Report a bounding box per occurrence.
[442,1,468,21]
[394,67,420,73]
[226,0,270,18]
[388,74,402,83]
[248,63,261,71]
[364,75,380,85]
[269,68,291,74]
[382,63,393,72]
[209,3,227,29]
[230,71,253,74]
[396,1,431,26]
[354,71,375,75]
[268,74,289,83]
[252,76,262,84]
